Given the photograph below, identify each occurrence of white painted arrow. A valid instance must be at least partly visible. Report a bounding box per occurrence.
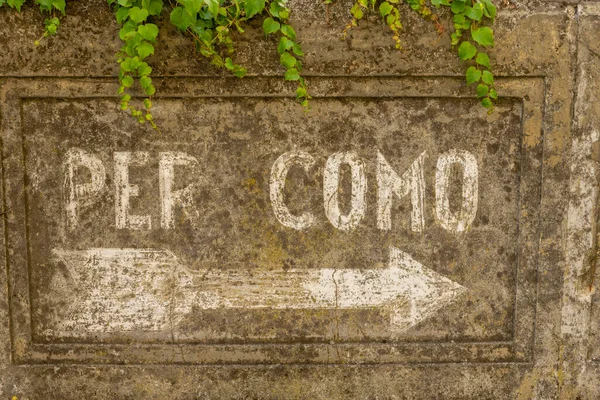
[51,246,466,335]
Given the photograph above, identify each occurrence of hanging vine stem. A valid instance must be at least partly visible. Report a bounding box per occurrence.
[1,0,497,129]
[0,0,66,45]
[107,0,162,131]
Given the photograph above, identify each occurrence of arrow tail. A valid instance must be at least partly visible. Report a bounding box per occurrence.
[52,248,183,332]
[193,268,336,309]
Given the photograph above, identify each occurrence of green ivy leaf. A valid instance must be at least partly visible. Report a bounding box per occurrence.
[52,0,66,15]
[481,98,493,108]
[450,0,465,13]
[280,52,296,68]
[458,41,477,60]
[140,75,152,89]
[204,0,219,17]
[464,6,483,21]
[138,23,159,41]
[379,2,393,17]
[451,32,460,46]
[37,0,66,14]
[466,66,482,84]
[36,0,53,12]
[351,5,363,19]
[120,58,134,72]
[453,14,465,24]
[233,67,247,78]
[279,9,289,20]
[284,68,300,81]
[281,24,296,40]
[263,17,280,35]
[43,17,59,35]
[145,85,156,96]
[46,22,58,34]
[296,86,307,99]
[119,21,136,40]
[244,0,265,18]
[386,13,395,26]
[476,52,491,69]
[224,58,247,78]
[269,1,282,18]
[489,88,498,99]
[7,0,26,11]
[292,42,304,57]
[476,83,489,97]
[129,7,149,24]
[136,41,155,59]
[122,28,140,42]
[277,37,293,54]
[116,6,130,24]
[137,62,152,76]
[471,26,494,47]
[184,0,203,15]
[481,0,497,21]
[142,0,163,16]
[482,70,494,85]
[121,75,134,88]
[170,7,195,30]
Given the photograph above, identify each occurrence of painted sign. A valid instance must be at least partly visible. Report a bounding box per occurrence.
[3,78,543,364]
[55,146,474,335]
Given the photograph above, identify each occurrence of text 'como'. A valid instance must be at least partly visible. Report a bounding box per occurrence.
[269,150,479,234]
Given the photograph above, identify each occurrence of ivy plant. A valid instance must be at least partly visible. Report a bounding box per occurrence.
[103,0,310,130]
[0,0,498,128]
[339,0,497,111]
[446,0,497,109]
[107,0,162,129]
[167,0,310,107]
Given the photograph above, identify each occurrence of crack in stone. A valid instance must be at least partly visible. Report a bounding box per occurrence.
[331,269,342,361]
[168,266,187,363]
[581,39,600,62]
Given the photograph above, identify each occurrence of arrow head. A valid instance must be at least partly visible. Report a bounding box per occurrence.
[387,246,467,334]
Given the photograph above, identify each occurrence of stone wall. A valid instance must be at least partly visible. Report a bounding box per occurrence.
[0,0,598,398]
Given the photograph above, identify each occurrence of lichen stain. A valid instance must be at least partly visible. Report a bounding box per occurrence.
[516,368,541,400]
[14,337,27,359]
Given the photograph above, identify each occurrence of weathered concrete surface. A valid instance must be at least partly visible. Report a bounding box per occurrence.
[0,0,592,398]
[564,3,600,399]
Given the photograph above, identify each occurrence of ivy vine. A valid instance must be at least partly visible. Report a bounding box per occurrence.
[449,0,497,108]
[0,0,498,129]
[341,0,497,110]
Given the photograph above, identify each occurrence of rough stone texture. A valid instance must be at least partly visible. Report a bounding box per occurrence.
[565,3,600,399]
[0,0,595,398]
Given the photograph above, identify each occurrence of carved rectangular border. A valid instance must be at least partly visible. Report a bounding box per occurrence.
[0,76,544,364]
